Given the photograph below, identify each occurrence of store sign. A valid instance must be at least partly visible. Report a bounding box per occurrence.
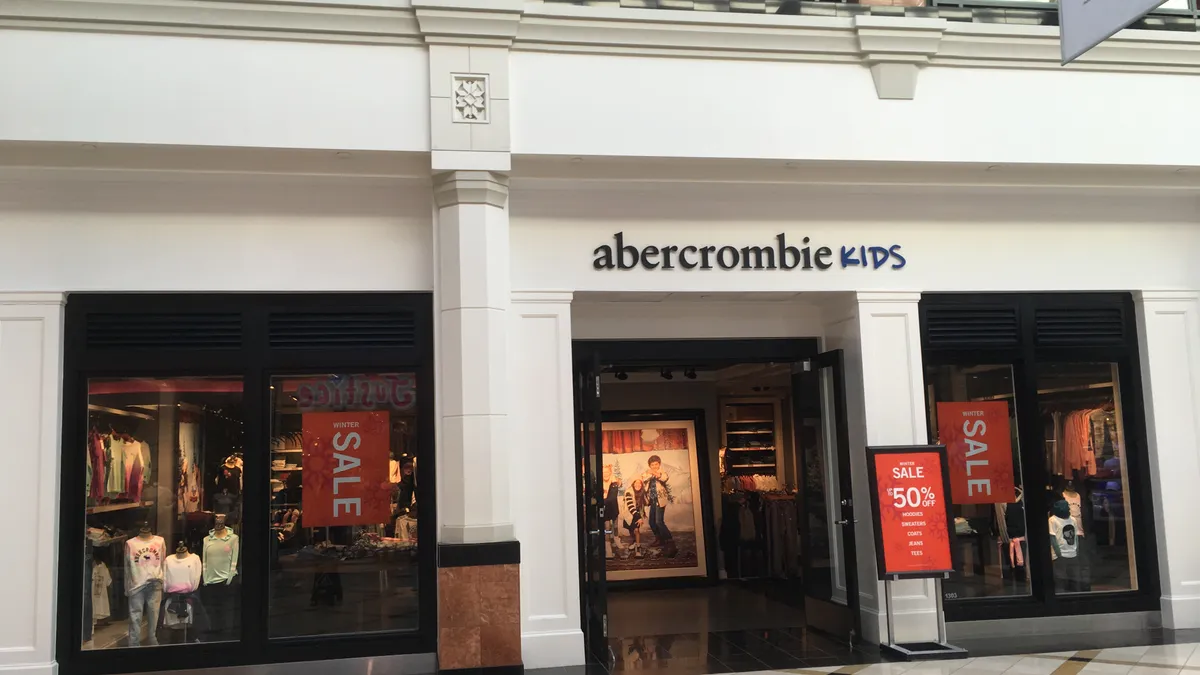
[867,445,955,579]
[302,411,392,527]
[592,232,906,271]
[293,374,416,413]
[937,402,1016,505]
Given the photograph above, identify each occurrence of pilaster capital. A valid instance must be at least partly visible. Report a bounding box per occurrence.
[433,170,509,208]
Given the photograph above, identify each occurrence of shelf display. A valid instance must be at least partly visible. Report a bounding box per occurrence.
[720,397,784,478]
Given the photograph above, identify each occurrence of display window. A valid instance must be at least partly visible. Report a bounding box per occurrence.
[60,294,435,675]
[925,365,1030,601]
[268,373,421,637]
[920,293,1159,622]
[84,378,245,650]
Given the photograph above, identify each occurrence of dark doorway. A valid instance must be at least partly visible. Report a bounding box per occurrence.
[573,339,863,671]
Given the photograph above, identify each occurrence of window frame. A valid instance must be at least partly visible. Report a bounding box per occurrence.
[58,293,437,675]
[921,293,1160,622]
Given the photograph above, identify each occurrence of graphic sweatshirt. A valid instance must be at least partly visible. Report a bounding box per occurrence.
[125,535,166,594]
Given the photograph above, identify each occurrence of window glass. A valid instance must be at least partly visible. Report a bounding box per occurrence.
[269,373,420,638]
[83,378,244,650]
[1037,363,1135,594]
[927,365,1030,600]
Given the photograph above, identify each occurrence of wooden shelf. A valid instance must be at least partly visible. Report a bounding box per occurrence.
[272,467,302,472]
[272,449,303,454]
[726,430,772,435]
[722,396,785,482]
[731,464,776,469]
[728,447,774,452]
[726,419,773,424]
[86,501,154,515]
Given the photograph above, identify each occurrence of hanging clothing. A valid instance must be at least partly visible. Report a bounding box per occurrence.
[1062,410,1098,476]
[88,433,107,501]
[92,561,113,620]
[179,422,201,513]
[106,438,126,494]
[215,464,242,496]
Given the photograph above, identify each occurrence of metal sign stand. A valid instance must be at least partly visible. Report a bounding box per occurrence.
[882,574,968,661]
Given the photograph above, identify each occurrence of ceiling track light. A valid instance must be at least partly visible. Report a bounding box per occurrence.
[660,368,674,380]
[615,371,629,381]
[684,368,697,380]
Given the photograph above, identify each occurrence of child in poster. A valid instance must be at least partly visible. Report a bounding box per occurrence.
[642,455,677,558]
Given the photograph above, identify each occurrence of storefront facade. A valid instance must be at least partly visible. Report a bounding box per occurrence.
[2,1,1200,673]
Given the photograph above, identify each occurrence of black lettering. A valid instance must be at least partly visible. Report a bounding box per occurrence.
[801,236,813,270]
[593,245,614,270]
[641,245,660,270]
[777,233,801,270]
[814,246,833,270]
[615,232,639,270]
[661,245,679,270]
[717,246,739,270]
[700,246,716,269]
[680,246,698,269]
[740,246,775,270]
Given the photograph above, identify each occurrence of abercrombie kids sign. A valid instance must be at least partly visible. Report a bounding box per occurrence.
[592,232,906,271]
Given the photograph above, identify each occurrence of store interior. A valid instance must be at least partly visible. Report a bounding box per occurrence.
[82,375,420,651]
[594,361,844,668]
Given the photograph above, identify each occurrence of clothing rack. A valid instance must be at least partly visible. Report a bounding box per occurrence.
[89,404,155,421]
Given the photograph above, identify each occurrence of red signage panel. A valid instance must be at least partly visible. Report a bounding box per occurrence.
[937,402,1016,505]
[302,411,392,527]
[867,445,955,579]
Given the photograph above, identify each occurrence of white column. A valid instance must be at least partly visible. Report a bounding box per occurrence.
[435,171,514,545]
[1136,291,1200,629]
[509,291,585,668]
[855,291,938,644]
[0,293,64,675]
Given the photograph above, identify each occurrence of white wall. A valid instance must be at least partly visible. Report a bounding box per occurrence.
[0,173,433,292]
[0,30,429,151]
[510,184,1200,294]
[511,51,1200,167]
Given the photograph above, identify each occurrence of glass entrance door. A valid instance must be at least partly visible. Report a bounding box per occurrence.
[794,349,861,644]
[575,356,610,664]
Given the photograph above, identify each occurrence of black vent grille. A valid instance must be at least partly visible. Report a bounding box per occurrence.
[1035,307,1126,347]
[85,313,242,349]
[924,306,1020,348]
[269,312,416,349]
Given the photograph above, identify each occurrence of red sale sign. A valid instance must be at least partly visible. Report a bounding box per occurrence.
[302,411,392,527]
[937,402,1016,505]
[868,447,954,579]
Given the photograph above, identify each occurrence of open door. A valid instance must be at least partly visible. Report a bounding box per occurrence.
[574,355,611,665]
[794,349,861,646]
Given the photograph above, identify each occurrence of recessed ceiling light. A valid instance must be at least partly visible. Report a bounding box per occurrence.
[986,165,1001,172]
[335,152,352,159]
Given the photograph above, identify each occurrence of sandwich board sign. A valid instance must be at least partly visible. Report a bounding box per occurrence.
[1060,0,1167,64]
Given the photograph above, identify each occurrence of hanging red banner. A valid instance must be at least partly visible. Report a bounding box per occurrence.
[937,401,1017,505]
[302,411,392,527]
[867,446,955,579]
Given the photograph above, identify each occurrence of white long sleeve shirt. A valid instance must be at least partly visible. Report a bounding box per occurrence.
[124,535,165,594]
[164,553,203,593]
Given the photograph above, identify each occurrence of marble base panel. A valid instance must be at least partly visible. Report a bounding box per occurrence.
[438,563,522,671]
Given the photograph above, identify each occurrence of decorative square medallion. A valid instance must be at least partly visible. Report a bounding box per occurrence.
[451,74,489,124]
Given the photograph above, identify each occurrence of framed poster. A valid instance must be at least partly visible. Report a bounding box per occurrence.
[865,444,956,580]
[599,411,712,582]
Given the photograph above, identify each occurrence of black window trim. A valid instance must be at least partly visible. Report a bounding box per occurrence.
[58,293,437,675]
[921,292,1160,622]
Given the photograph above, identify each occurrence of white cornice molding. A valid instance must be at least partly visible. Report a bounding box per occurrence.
[0,0,423,45]
[515,3,1200,79]
[412,0,523,46]
[5,0,1200,77]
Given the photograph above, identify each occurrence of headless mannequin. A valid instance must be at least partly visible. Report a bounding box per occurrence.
[201,514,239,640]
[125,522,165,647]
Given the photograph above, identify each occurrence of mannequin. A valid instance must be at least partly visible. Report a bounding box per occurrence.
[201,515,239,641]
[161,541,206,642]
[124,522,165,647]
[1062,480,1085,536]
